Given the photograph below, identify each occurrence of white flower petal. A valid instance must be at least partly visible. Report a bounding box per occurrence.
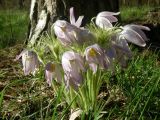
[98,11,120,17]
[124,25,149,41]
[95,11,119,29]
[62,51,85,89]
[121,28,146,47]
[69,109,82,120]
[69,7,76,25]
[89,63,97,74]
[75,16,84,27]
[96,17,113,29]
[45,62,62,86]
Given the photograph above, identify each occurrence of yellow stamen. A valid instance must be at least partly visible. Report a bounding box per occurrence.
[89,48,97,57]
[69,59,76,64]
[50,63,55,72]
[61,26,66,32]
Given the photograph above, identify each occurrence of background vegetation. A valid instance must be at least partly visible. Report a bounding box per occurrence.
[120,0,160,6]
[0,10,28,48]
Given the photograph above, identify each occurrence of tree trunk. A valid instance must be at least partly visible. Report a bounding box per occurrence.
[27,0,119,45]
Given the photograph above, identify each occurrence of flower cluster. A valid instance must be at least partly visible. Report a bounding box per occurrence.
[15,7,150,90]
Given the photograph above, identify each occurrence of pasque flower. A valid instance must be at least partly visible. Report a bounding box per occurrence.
[120,24,150,47]
[69,7,84,27]
[85,44,110,73]
[106,24,149,68]
[15,50,40,75]
[62,51,85,89]
[54,20,94,46]
[107,35,132,68]
[95,11,120,29]
[45,62,62,86]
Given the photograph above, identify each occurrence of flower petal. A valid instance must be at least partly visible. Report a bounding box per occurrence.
[75,16,84,27]
[124,25,150,41]
[69,109,82,120]
[98,11,120,17]
[62,51,85,89]
[45,62,62,85]
[14,49,27,61]
[105,15,118,23]
[70,7,76,25]
[45,70,53,86]
[96,17,113,29]
[89,63,97,73]
[120,28,146,47]
[21,51,39,76]
[125,24,150,31]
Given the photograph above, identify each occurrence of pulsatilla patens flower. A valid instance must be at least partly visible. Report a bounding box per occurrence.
[95,11,120,29]
[15,50,40,75]
[120,24,150,47]
[85,44,110,73]
[108,35,132,68]
[54,20,94,45]
[69,7,84,27]
[45,62,62,86]
[107,24,149,68]
[62,51,85,89]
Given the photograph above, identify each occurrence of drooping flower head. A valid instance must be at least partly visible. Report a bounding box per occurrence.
[85,44,110,73]
[107,34,132,68]
[62,51,85,89]
[15,50,40,75]
[120,24,150,47]
[95,11,120,29]
[107,24,149,68]
[54,20,94,46]
[45,62,62,86]
[54,20,77,45]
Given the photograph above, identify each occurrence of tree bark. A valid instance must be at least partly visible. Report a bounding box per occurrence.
[27,0,119,45]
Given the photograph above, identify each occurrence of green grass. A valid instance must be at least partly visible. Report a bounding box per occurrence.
[0,10,29,48]
[120,5,152,23]
[106,49,160,119]
[0,47,159,119]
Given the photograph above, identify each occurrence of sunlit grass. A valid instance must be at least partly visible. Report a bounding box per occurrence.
[107,49,160,119]
[120,5,152,23]
[0,10,28,48]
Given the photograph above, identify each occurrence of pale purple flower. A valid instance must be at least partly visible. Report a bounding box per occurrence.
[54,20,77,45]
[85,44,110,73]
[15,50,40,75]
[107,24,150,67]
[107,34,132,68]
[45,62,62,86]
[120,24,150,47]
[54,20,94,45]
[69,7,84,27]
[96,11,120,29]
[62,51,85,89]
